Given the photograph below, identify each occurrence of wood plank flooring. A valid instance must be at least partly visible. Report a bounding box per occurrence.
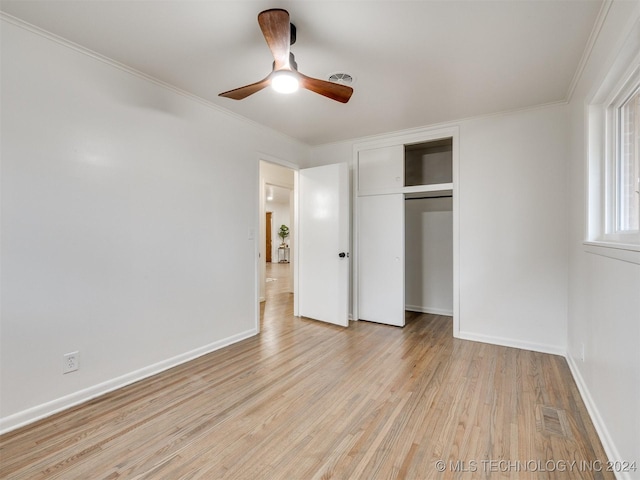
[0,265,612,479]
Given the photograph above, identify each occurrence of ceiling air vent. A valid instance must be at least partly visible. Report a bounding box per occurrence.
[328,73,354,85]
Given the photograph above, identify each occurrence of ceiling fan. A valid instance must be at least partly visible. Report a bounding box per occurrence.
[218,9,353,104]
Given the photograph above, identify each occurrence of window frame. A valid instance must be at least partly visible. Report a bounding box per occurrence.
[586,45,640,261]
[608,77,640,240]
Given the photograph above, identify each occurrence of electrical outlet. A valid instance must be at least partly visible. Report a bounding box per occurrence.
[63,351,79,374]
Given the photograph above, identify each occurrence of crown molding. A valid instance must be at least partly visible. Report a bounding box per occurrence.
[565,0,613,103]
[0,12,309,151]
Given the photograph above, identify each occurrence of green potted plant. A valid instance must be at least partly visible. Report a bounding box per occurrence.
[278,224,290,247]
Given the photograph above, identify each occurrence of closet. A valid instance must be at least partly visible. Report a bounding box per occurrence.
[357,137,454,327]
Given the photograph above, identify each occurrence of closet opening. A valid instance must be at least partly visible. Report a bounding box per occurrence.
[404,193,454,318]
[355,128,458,331]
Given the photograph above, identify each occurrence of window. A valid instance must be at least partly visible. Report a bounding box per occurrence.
[616,86,640,233]
[587,49,640,255]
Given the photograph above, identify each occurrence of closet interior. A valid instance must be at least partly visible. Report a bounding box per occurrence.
[357,137,454,327]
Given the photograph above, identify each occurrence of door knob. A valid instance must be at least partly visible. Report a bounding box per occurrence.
[339,252,349,258]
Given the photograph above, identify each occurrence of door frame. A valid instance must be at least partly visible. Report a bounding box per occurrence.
[256,153,299,334]
[352,125,460,337]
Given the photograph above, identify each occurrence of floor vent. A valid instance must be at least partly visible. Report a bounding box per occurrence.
[536,405,572,438]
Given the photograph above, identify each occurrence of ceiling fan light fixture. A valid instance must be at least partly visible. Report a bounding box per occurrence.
[271,70,299,94]
[218,9,352,103]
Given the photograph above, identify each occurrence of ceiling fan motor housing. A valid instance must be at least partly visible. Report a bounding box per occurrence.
[290,23,296,45]
[273,53,298,72]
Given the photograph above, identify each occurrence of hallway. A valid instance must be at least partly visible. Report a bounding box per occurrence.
[261,261,293,326]
[265,262,292,299]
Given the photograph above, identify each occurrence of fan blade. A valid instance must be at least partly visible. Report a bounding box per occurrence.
[299,73,354,103]
[258,9,291,70]
[218,75,271,100]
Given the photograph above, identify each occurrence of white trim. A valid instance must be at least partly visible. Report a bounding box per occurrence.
[352,154,360,322]
[312,101,566,152]
[608,66,640,239]
[257,152,300,172]
[566,0,613,103]
[566,355,632,480]
[583,241,640,264]
[256,164,263,334]
[405,305,453,317]
[457,331,565,357]
[293,170,300,317]
[353,126,460,155]
[451,132,461,339]
[0,329,257,434]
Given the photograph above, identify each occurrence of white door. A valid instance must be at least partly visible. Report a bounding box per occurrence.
[298,163,350,327]
[358,194,405,326]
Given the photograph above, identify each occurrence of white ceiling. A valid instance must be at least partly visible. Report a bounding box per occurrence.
[1,0,604,145]
[266,184,292,205]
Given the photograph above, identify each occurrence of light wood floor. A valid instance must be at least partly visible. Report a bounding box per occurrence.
[1,269,612,479]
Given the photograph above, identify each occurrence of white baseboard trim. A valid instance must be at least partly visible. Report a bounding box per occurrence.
[457,330,565,356]
[0,328,258,435]
[566,354,630,480]
[405,305,454,316]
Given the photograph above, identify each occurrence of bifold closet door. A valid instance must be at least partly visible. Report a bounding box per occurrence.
[357,194,405,326]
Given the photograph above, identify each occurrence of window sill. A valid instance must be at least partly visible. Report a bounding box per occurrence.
[583,240,640,265]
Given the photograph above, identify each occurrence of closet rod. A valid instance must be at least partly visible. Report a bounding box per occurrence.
[405,194,452,200]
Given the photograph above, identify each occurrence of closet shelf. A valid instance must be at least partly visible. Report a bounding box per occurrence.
[403,183,453,195]
[358,183,453,197]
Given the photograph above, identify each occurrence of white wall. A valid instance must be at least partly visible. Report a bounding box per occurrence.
[457,104,568,353]
[0,19,308,431]
[310,103,569,354]
[405,197,453,316]
[565,0,640,471]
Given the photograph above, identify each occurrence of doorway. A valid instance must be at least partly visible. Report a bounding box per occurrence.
[258,158,351,329]
[259,160,295,307]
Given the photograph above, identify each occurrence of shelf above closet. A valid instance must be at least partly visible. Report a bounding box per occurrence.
[404,185,453,198]
[358,183,453,197]
[405,138,453,187]
[357,138,453,197]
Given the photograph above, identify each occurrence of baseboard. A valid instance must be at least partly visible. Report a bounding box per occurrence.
[566,354,631,480]
[0,328,258,435]
[405,305,453,316]
[457,330,565,356]
[457,332,628,478]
